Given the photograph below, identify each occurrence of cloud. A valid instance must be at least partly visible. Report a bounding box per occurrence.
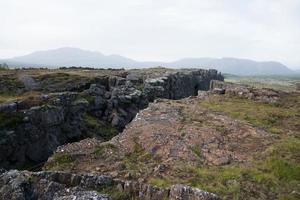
[0,0,299,68]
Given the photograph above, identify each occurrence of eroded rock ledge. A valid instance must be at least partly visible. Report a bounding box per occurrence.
[0,69,223,169]
[0,170,221,200]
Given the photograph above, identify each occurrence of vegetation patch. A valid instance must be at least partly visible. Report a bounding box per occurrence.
[82,113,119,140]
[148,178,170,188]
[189,145,202,158]
[91,143,118,159]
[152,137,300,200]
[224,74,300,92]
[33,72,91,92]
[199,94,299,135]
[44,153,74,170]
[97,182,132,200]
[120,141,158,178]
[0,74,26,95]
[122,143,153,169]
[0,95,18,104]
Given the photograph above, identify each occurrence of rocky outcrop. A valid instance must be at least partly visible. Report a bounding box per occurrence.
[0,69,223,169]
[0,170,221,200]
[210,80,280,103]
[144,69,222,101]
[170,185,220,200]
[46,96,273,181]
[0,170,111,200]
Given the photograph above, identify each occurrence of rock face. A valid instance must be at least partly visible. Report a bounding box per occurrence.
[0,170,221,200]
[144,69,220,101]
[0,69,223,169]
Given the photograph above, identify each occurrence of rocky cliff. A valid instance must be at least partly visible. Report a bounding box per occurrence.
[0,68,223,169]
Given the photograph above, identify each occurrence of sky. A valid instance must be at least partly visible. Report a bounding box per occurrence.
[0,0,300,69]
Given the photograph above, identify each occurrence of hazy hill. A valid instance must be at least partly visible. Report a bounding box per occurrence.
[1,47,294,75]
[165,57,293,75]
[2,47,138,68]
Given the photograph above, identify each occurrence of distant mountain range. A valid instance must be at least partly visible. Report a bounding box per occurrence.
[0,47,295,75]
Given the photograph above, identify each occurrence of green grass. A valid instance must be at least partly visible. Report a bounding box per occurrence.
[122,142,154,171]
[199,94,299,134]
[33,72,92,92]
[189,145,202,158]
[148,178,170,187]
[119,139,159,179]
[97,182,132,200]
[44,153,74,170]
[0,74,26,95]
[0,95,18,104]
[136,83,144,91]
[142,92,300,199]
[181,137,300,199]
[224,74,300,92]
[92,143,118,159]
[82,113,119,140]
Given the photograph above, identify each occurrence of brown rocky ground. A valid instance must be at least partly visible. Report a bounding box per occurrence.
[46,95,274,174]
[44,89,300,199]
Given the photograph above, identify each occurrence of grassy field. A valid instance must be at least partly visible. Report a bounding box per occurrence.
[224,74,300,92]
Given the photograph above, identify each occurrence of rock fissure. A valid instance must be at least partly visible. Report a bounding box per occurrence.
[0,69,223,169]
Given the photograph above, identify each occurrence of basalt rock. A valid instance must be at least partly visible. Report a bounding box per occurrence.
[0,170,221,200]
[144,69,222,101]
[0,69,223,169]
[170,185,221,200]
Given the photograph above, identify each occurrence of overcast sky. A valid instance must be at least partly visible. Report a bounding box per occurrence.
[1,0,300,69]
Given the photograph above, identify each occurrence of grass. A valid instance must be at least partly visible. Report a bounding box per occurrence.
[0,95,18,104]
[82,113,119,140]
[122,142,154,171]
[199,94,299,134]
[143,93,300,199]
[119,139,159,180]
[0,91,43,105]
[148,178,170,187]
[224,74,300,92]
[44,153,74,170]
[152,137,300,200]
[0,73,26,95]
[136,83,144,91]
[97,182,132,200]
[32,72,92,92]
[92,143,118,159]
[189,145,202,158]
